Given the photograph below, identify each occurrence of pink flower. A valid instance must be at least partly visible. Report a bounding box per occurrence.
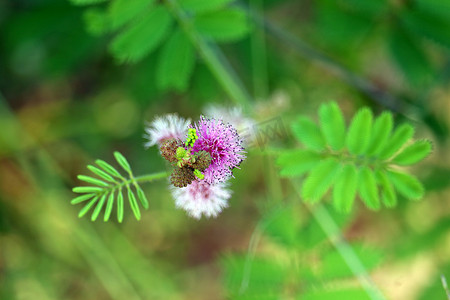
[191,116,246,184]
[171,180,232,219]
[145,114,190,148]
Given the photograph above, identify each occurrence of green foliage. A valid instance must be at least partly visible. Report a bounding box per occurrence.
[299,289,372,300]
[277,102,432,212]
[312,0,450,88]
[72,152,150,222]
[388,25,433,86]
[222,205,382,299]
[179,0,233,13]
[193,8,250,42]
[110,6,173,63]
[72,0,250,92]
[70,0,108,6]
[156,29,195,91]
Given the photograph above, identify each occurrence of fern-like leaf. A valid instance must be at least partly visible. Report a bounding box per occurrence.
[71,152,155,222]
[277,101,431,212]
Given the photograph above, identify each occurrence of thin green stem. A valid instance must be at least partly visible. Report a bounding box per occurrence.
[134,171,170,183]
[165,0,253,112]
[108,171,170,193]
[442,274,450,300]
[290,177,387,300]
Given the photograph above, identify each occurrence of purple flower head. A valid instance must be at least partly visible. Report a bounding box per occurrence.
[191,116,245,184]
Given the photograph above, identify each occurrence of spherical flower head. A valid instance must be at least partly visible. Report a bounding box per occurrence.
[145,114,191,148]
[191,116,246,184]
[171,180,231,219]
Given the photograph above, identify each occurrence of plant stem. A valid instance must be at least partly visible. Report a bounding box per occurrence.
[442,274,450,300]
[308,201,387,300]
[165,0,253,112]
[134,171,170,183]
[102,171,170,194]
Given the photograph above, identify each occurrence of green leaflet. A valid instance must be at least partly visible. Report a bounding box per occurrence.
[71,193,96,205]
[156,29,196,92]
[117,189,124,223]
[114,151,132,173]
[358,167,380,210]
[108,0,154,31]
[346,108,373,155]
[367,112,393,156]
[87,165,116,182]
[136,186,149,209]
[278,102,430,212]
[378,124,414,160]
[194,8,250,42]
[179,0,233,13]
[104,190,115,222]
[91,193,107,221]
[392,140,432,165]
[77,175,110,187]
[276,149,321,177]
[332,164,357,212]
[110,6,173,62]
[375,169,397,207]
[127,188,141,221]
[302,159,341,203]
[387,170,424,200]
[292,116,326,151]
[96,159,122,178]
[319,102,346,151]
[78,197,99,218]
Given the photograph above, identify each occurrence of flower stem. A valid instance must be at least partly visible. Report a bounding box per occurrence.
[134,172,170,183]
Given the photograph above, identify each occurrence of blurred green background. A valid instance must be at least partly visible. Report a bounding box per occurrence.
[1,0,450,299]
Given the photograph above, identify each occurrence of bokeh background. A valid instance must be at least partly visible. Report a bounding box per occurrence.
[1,0,450,299]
